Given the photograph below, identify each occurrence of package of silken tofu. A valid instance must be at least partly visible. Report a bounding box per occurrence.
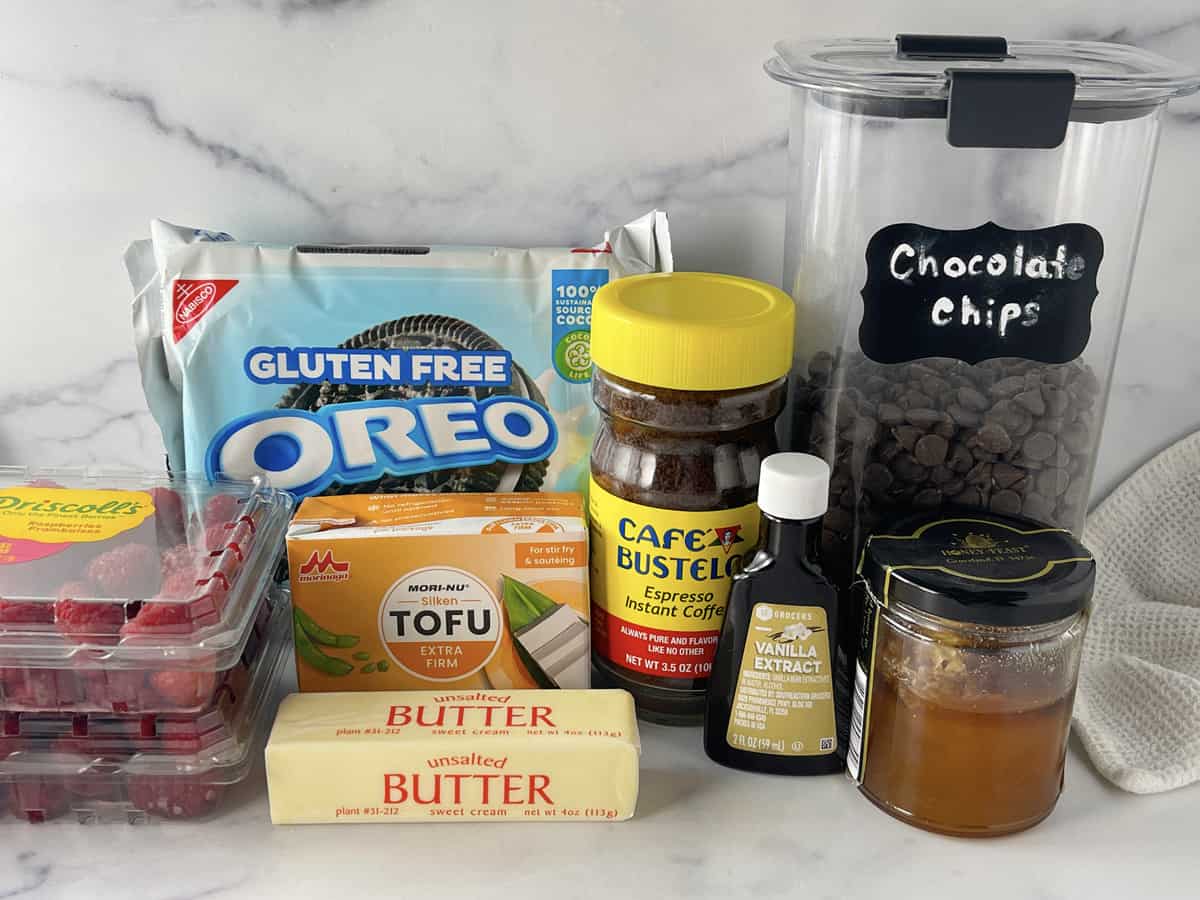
[286,492,589,692]
[125,212,671,499]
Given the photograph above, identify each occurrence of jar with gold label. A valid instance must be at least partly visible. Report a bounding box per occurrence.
[848,510,1094,836]
[588,272,795,724]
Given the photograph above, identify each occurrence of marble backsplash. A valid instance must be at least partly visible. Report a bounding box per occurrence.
[1,0,1197,503]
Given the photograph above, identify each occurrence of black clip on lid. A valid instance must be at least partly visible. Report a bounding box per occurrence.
[896,34,1077,149]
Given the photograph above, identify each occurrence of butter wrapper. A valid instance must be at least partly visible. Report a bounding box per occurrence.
[265,689,640,824]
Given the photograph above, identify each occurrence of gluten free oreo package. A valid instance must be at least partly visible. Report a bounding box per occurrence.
[127,214,671,498]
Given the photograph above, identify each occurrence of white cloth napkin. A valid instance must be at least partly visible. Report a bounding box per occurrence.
[1075,430,1200,793]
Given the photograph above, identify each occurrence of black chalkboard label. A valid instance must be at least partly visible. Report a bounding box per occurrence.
[859,221,1104,365]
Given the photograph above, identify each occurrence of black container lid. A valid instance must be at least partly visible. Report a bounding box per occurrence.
[857,509,1095,627]
[766,35,1200,144]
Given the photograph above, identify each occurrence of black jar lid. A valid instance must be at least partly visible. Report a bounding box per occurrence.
[857,508,1094,627]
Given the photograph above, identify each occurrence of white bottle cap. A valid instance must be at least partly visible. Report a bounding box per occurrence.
[757,453,830,521]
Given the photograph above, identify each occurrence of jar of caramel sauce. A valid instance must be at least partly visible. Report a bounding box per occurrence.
[848,510,1094,836]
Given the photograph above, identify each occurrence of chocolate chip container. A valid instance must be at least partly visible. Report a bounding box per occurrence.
[766,35,1200,591]
[0,468,293,714]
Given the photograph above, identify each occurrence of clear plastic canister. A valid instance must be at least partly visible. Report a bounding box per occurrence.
[765,36,1200,592]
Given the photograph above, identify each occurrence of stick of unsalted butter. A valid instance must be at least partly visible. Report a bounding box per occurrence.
[265,689,640,824]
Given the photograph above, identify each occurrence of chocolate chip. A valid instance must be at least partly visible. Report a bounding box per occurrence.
[862,463,894,495]
[914,434,949,467]
[1022,431,1057,462]
[914,488,943,508]
[956,386,990,412]
[966,461,992,485]
[878,403,906,426]
[992,462,1025,489]
[807,352,833,382]
[1014,389,1046,416]
[893,454,928,483]
[842,417,879,444]
[929,465,956,485]
[990,489,1022,515]
[1042,385,1070,417]
[1043,367,1070,388]
[948,443,974,473]
[893,425,922,452]
[947,404,982,428]
[899,391,934,411]
[990,375,1025,398]
[1035,467,1071,498]
[977,424,1012,454]
[953,486,983,506]
[905,408,946,429]
[1021,492,1055,522]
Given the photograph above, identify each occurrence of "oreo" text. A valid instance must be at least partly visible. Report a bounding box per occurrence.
[205,396,557,496]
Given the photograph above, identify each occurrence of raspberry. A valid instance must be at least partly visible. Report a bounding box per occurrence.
[122,600,195,637]
[0,596,54,626]
[128,776,223,819]
[157,568,199,601]
[204,522,230,553]
[0,667,77,708]
[80,669,152,712]
[160,543,203,584]
[202,493,241,529]
[149,669,217,709]
[55,580,126,644]
[85,543,160,598]
[148,487,186,546]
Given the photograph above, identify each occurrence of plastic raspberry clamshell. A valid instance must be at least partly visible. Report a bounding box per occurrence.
[0,587,291,823]
[0,467,293,714]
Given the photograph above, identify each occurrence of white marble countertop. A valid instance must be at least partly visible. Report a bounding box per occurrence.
[1,2,1199,895]
[0,664,1196,899]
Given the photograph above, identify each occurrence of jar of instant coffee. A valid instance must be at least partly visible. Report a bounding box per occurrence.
[588,273,795,724]
[848,510,1094,836]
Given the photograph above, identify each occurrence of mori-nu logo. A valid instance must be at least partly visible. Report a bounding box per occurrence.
[297,549,351,583]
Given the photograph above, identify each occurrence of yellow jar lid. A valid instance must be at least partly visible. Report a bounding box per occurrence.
[591,272,795,391]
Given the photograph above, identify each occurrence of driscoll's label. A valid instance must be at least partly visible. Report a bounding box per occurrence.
[588,479,758,679]
[0,488,155,555]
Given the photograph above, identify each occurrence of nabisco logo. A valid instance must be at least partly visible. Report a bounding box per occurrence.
[297,549,351,583]
[171,279,238,342]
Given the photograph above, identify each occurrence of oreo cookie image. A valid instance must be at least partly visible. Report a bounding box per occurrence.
[276,315,549,495]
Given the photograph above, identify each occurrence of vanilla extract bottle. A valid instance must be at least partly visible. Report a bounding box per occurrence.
[704,453,843,775]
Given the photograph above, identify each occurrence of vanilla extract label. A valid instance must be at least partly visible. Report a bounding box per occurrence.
[725,604,837,758]
[860,221,1104,365]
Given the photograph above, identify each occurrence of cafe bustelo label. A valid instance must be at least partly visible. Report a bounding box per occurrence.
[859,221,1104,365]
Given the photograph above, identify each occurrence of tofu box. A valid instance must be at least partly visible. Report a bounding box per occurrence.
[286,493,589,692]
